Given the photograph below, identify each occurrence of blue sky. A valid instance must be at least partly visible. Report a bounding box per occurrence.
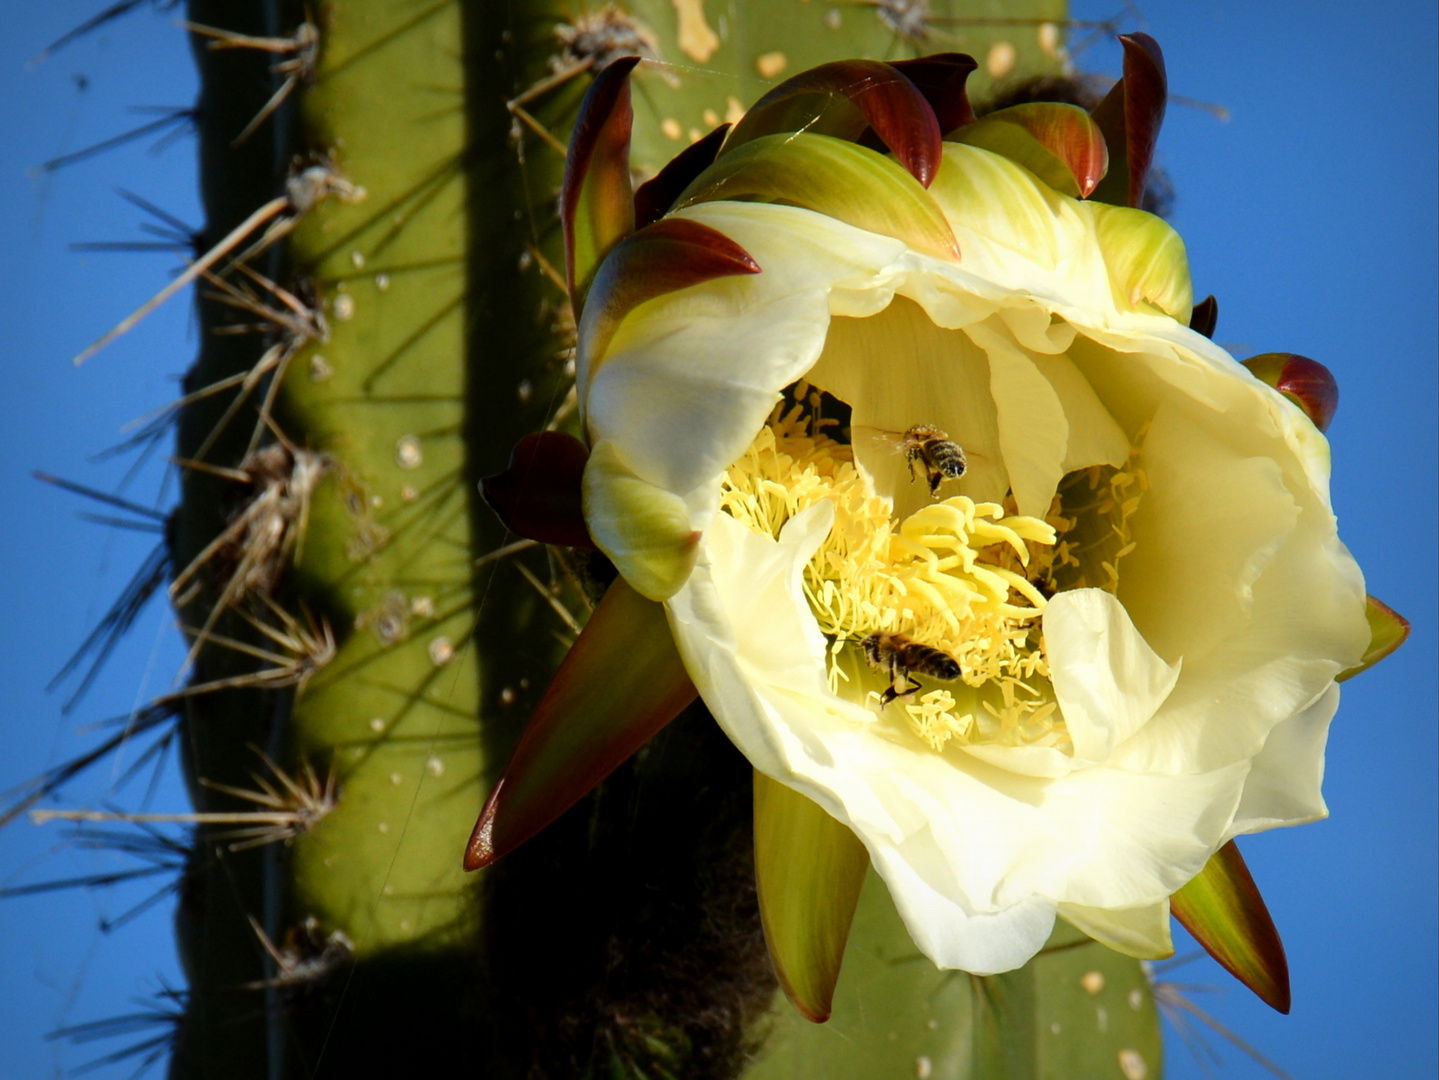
[0,2,1432,1078]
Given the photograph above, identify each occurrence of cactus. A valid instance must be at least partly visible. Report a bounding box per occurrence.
[42,1,1171,1076]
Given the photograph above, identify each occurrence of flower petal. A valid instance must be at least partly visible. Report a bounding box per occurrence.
[677,133,959,261]
[670,508,1251,973]
[754,771,870,1023]
[1088,202,1194,323]
[928,143,1079,272]
[582,440,701,601]
[807,297,1010,515]
[1058,899,1173,960]
[1227,684,1337,836]
[584,203,908,506]
[1044,588,1181,764]
[967,317,1069,517]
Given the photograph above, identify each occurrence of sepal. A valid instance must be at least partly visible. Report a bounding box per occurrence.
[464,576,696,870]
[480,432,594,550]
[753,771,870,1023]
[678,133,960,261]
[562,55,639,309]
[1171,840,1291,1013]
[721,59,943,187]
[951,102,1108,198]
[633,122,730,228]
[1241,352,1339,432]
[1338,595,1410,681]
[1189,294,1218,338]
[1090,33,1167,208]
[889,53,978,135]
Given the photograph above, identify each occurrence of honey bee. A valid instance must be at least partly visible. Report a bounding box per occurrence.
[871,424,968,497]
[862,632,962,706]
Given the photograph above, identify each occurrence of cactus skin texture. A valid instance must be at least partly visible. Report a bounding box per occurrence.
[165,1,1164,1077]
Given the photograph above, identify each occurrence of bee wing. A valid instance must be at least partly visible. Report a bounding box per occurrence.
[851,425,909,454]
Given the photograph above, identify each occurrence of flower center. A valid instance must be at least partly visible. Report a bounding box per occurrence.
[719,386,1149,755]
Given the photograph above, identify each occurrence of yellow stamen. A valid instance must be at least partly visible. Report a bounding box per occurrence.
[720,404,1097,754]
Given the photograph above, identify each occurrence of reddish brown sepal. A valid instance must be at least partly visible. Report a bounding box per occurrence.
[480,432,595,550]
[1090,33,1167,208]
[1190,294,1218,338]
[584,217,761,368]
[722,59,943,188]
[888,53,978,135]
[562,55,640,303]
[634,123,730,228]
[1242,352,1339,432]
[1172,840,1291,1014]
[464,577,697,870]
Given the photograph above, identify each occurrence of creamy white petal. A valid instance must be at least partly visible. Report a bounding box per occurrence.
[581,440,700,601]
[584,203,910,501]
[1044,588,1181,764]
[669,508,1252,972]
[1227,683,1339,837]
[806,297,1009,516]
[1120,398,1301,665]
[968,318,1068,517]
[1059,899,1174,960]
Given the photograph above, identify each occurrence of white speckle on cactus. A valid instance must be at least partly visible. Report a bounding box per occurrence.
[395,435,423,469]
[987,39,1017,78]
[1118,1047,1148,1079]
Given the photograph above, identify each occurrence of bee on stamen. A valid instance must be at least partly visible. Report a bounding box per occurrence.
[862,632,962,706]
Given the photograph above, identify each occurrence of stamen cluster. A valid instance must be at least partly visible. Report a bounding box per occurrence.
[720,396,1088,753]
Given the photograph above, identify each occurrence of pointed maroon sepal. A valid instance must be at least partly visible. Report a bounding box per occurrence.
[634,123,730,229]
[1190,294,1218,338]
[480,432,595,550]
[1172,840,1291,1013]
[953,101,1109,198]
[1242,352,1339,432]
[464,577,697,870]
[562,55,640,306]
[888,53,978,135]
[583,217,761,369]
[721,59,943,188]
[1090,33,1167,208]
